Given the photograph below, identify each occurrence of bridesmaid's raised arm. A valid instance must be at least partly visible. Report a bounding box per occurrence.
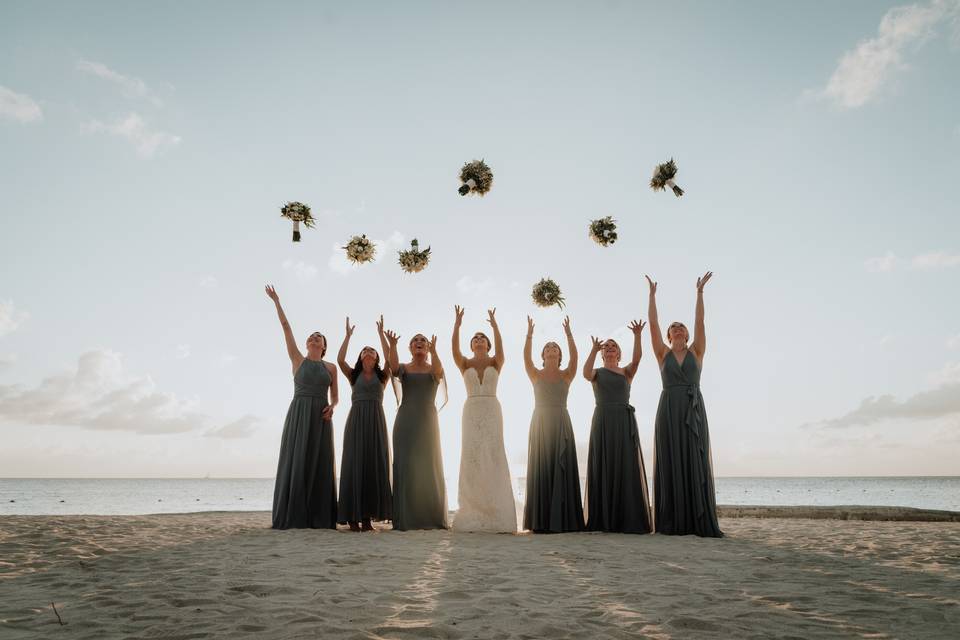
[265,284,304,372]
[451,305,467,372]
[488,308,505,369]
[562,316,578,383]
[523,316,538,383]
[692,271,712,361]
[337,317,355,380]
[385,329,401,377]
[624,320,646,380]
[376,315,392,383]
[645,275,667,365]
[582,336,602,381]
[428,334,445,381]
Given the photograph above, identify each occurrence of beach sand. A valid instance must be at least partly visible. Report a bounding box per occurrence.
[2,510,958,639]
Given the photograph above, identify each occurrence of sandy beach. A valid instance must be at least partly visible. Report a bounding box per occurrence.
[1,509,958,639]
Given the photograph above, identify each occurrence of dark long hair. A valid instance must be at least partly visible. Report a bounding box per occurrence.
[350,349,386,385]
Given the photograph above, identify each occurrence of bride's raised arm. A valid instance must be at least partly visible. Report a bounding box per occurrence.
[451,305,467,372]
[488,308,504,370]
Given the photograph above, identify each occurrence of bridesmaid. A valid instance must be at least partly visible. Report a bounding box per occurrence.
[647,272,723,538]
[582,321,653,534]
[265,285,338,530]
[523,315,585,533]
[385,328,449,530]
[336,315,393,532]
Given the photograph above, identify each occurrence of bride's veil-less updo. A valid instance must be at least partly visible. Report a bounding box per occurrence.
[390,333,448,409]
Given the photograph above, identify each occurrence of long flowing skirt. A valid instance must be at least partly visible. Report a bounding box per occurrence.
[273,395,337,529]
[523,405,585,532]
[338,399,392,523]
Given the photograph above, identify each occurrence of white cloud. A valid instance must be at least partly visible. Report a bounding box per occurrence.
[0,300,29,337]
[0,86,43,123]
[328,231,405,276]
[0,349,258,437]
[204,415,260,439]
[910,251,960,269]
[879,334,895,347]
[818,0,959,109]
[85,112,181,158]
[865,250,960,272]
[220,353,238,366]
[76,58,162,106]
[815,381,960,428]
[864,251,900,272]
[929,362,960,385]
[198,275,218,288]
[947,334,960,349]
[282,258,319,281]
[0,354,16,369]
[175,344,191,360]
[456,276,497,296]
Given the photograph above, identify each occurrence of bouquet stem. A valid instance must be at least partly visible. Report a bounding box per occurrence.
[666,179,684,198]
[292,220,301,242]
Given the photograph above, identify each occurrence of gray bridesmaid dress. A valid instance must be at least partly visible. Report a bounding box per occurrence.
[584,368,652,534]
[392,366,448,530]
[653,351,723,537]
[272,358,337,530]
[337,372,392,524]
[523,379,585,533]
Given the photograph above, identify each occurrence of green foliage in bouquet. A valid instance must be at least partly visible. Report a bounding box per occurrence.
[650,159,684,197]
[459,159,494,196]
[280,201,315,242]
[343,234,377,264]
[531,277,566,309]
[589,216,618,247]
[398,239,431,273]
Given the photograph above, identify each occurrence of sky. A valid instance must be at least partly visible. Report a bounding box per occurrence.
[1,0,959,487]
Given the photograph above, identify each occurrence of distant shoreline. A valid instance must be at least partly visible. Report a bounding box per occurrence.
[4,505,959,522]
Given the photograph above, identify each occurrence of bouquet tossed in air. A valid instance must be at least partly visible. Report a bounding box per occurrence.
[458,159,494,196]
[531,278,566,309]
[398,239,431,273]
[280,201,315,242]
[650,159,684,197]
[343,234,377,264]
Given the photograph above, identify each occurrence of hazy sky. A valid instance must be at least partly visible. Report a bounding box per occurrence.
[2,1,959,488]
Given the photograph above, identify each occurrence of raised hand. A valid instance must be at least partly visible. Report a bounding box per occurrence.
[563,315,572,335]
[428,335,438,353]
[697,271,713,292]
[385,330,400,346]
[644,275,657,295]
[376,314,385,336]
[590,336,603,351]
[526,315,535,336]
[629,319,647,335]
[265,284,279,302]
[454,305,465,326]
[345,316,355,337]
[487,307,497,327]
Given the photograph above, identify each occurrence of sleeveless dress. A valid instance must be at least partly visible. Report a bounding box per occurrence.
[337,372,392,524]
[523,378,585,533]
[392,367,448,530]
[454,366,517,533]
[653,351,723,537]
[584,368,652,534]
[272,358,338,530]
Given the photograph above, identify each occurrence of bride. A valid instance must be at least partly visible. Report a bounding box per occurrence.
[451,305,517,533]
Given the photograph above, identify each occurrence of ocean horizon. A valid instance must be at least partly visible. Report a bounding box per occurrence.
[3,476,958,516]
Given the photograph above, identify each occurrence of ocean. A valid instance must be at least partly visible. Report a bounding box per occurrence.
[1,477,958,516]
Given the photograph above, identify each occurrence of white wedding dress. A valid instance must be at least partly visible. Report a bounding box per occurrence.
[454,366,518,533]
